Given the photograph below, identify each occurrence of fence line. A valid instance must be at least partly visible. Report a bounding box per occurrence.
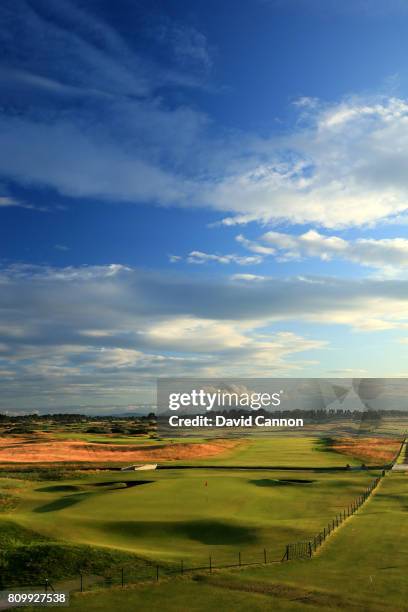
[0,550,282,593]
[281,469,386,561]
[394,436,407,465]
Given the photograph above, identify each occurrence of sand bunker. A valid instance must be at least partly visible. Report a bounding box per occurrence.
[0,435,239,464]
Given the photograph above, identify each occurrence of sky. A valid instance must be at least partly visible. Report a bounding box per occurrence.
[2,0,408,413]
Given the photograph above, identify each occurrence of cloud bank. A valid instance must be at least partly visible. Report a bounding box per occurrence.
[0,264,408,410]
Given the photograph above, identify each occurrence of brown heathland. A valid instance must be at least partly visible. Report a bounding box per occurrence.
[0,436,239,464]
[332,437,401,463]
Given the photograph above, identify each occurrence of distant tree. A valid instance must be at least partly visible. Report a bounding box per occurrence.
[85,426,111,434]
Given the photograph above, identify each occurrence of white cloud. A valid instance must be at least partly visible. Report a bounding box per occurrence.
[146,317,251,350]
[0,196,19,207]
[208,97,408,228]
[230,274,266,282]
[0,194,45,211]
[239,229,408,274]
[235,235,275,255]
[184,251,263,265]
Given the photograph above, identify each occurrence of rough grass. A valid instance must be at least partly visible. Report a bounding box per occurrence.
[0,519,153,588]
[0,435,240,464]
[0,492,19,512]
[331,437,401,464]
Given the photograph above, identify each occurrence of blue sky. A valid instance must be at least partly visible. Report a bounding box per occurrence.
[1,0,408,413]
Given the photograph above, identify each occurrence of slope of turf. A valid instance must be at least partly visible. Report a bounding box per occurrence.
[4,468,377,565]
[60,471,408,612]
[0,519,151,588]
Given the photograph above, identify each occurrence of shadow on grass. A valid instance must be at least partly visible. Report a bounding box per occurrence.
[36,485,82,493]
[91,480,153,489]
[250,478,314,487]
[34,493,91,513]
[100,519,259,545]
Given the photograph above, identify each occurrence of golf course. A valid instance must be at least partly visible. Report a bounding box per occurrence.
[0,419,406,611]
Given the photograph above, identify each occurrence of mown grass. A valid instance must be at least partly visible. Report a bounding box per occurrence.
[2,468,378,565]
[67,578,310,612]
[169,437,364,467]
[55,471,408,612]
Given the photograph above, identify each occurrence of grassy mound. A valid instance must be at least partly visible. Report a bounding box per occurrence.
[0,520,153,588]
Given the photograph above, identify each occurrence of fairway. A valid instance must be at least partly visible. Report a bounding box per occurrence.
[2,466,379,565]
[182,437,364,467]
[61,471,408,612]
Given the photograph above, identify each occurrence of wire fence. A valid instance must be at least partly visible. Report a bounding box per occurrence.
[0,549,282,593]
[281,470,386,561]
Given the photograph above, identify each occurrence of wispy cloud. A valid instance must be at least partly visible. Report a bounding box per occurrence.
[263,0,408,16]
[238,229,408,275]
[153,18,213,75]
[3,0,408,234]
[0,196,20,208]
[4,3,408,230]
[0,194,46,211]
[171,250,263,265]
